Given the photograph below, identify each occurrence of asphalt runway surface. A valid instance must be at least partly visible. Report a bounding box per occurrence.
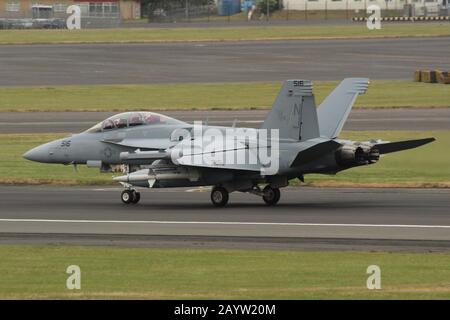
[1,108,449,133]
[0,186,449,251]
[1,37,449,86]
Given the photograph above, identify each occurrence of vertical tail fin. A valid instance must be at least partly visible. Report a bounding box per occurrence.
[317,78,369,139]
[261,80,320,141]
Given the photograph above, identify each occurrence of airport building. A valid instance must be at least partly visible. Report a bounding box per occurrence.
[0,0,141,19]
[281,0,448,13]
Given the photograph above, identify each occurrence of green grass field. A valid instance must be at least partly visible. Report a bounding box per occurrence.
[0,23,448,44]
[0,131,448,187]
[0,81,448,112]
[1,245,449,299]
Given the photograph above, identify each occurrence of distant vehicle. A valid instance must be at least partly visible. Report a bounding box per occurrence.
[0,5,65,29]
[24,78,434,207]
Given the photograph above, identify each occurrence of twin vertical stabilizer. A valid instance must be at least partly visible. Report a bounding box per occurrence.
[261,79,320,141]
[261,78,369,140]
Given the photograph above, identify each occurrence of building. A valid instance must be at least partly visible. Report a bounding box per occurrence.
[0,0,141,19]
[281,0,447,12]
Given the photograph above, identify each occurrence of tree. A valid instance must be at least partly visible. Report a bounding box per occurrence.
[257,0,279,15]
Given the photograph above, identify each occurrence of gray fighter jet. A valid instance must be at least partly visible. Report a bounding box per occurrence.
[23,78,434,207]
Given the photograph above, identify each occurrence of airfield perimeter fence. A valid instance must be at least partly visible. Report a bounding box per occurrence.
[144,0,449,24]
[1,1,448,29]
[0,3,122,29]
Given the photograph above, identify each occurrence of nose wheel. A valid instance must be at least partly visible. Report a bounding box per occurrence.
[210,186,229,207]
[121,189,140,204]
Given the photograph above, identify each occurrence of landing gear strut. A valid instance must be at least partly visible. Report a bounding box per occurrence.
[210,186,229,207]
[121,189,140,204]
[262,185,280,206]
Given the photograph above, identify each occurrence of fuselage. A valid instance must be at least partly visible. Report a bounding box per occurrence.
[23,111,379,190]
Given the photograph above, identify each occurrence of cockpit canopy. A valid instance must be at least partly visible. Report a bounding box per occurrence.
[85,112,184,133]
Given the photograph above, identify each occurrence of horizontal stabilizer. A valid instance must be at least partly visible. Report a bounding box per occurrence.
[375,138,435,154]
[291,140,341,167]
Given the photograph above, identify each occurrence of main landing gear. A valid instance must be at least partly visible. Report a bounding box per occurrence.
[121,189,141,204]
[262,185,280,206]
[119,185,281,207]
[210,186,229,207]
[209,185,281,207]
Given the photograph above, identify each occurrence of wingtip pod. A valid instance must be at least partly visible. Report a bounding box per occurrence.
[375,137,436,154]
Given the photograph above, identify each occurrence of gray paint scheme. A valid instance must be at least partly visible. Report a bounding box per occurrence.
[261,80,320,141]
[23,78,435,205]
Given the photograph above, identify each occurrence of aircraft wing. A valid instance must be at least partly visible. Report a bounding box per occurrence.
[119,150,170,163]
[102,138,174,150]
[103,135,265,170]
[172,135,267,173]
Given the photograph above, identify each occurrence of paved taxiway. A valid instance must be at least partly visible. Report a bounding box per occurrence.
[1,186,449,251]
[1,37,449,86]
[2,108,449,133]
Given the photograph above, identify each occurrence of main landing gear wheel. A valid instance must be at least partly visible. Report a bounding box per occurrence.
[210,186,229,207]
[121,190,140,204]
[262,186,280,206]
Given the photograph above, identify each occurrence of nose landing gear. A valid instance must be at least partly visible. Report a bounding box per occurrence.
[121,189,141,204]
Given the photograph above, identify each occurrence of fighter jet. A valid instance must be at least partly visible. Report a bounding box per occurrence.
[23,78,434,207]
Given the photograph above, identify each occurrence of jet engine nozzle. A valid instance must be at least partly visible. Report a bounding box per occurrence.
[368,147,380,164]
[335,144,379,167]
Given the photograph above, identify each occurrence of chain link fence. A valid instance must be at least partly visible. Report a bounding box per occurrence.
[0,3,122,29]
[148,3,215,23]
[143,0,449,24]
[1,0,447,28]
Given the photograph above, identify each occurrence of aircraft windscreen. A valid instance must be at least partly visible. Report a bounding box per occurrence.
[85,112,183,133]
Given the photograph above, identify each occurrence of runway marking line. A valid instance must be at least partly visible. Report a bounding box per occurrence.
[0,219,450,229]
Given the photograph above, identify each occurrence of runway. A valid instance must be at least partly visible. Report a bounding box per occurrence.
[1,37,449,86]
[0,186,449,251]
[1,108,449,133]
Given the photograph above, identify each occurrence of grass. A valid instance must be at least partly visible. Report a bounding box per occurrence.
[0,23,449,45]
[0,81,449,112]
[0,245,449,299]
[0,131,448,187]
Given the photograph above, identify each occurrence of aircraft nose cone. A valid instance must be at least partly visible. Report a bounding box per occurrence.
[23,144,50,163]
